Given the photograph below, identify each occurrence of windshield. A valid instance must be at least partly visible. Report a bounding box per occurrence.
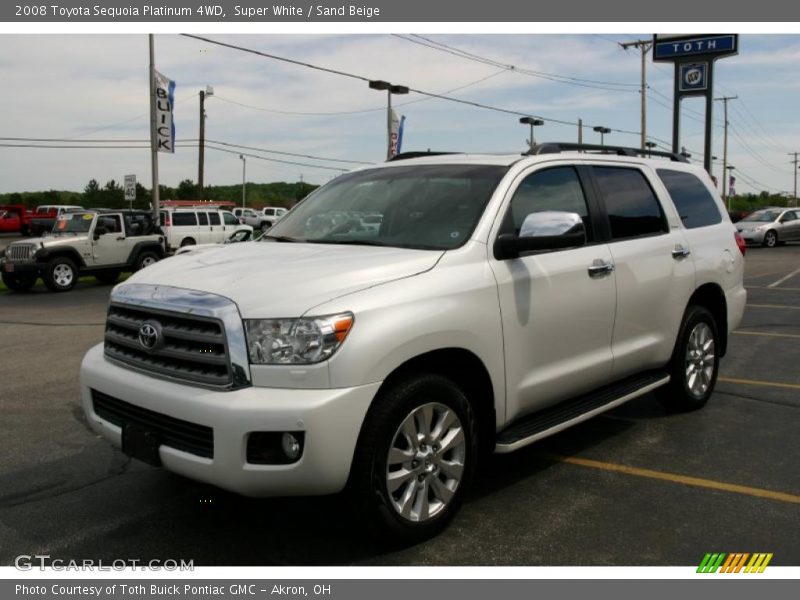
[264,164,507,250]
[53,212,95,233]
[741,210,780,223]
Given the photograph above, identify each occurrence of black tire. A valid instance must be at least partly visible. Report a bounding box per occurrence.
[43,256,78,292]
[2,271,37,292]
[762,230,778,248]
[656,305,720,412]
[95,269,120,285]
[348,373,477,543]
[179,237,196,247]
[135,250,160,271]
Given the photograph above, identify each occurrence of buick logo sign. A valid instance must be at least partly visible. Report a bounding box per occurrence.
[138,321,162,351]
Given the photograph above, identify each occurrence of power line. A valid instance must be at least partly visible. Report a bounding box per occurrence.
[205,139,370,165]
[205,145,349,172]
[395,34,639,92]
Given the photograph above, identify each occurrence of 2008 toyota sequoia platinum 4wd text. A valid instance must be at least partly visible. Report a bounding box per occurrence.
[80,144,746,541]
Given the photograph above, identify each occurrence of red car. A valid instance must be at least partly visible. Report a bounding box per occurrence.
[0,207,23,233]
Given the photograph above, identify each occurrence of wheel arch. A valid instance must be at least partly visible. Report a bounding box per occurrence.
[687,283,728,356]
[39,247,86,269]
[367,347,497,457]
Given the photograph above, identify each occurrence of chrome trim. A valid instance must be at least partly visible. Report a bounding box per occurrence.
[110,283,251,389]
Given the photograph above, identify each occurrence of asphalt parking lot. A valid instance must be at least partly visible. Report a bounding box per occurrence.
[0,236,798,566]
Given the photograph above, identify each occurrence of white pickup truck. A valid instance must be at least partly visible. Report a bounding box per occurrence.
[80,144,746,541]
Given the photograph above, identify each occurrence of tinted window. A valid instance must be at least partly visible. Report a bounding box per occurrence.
[197,212,209,225]
[172,212,197,226]
[208,212,221,225]
[657,169,722,229]
[223,212,239,225]
[594,167,667,240]
[505,167,593,241]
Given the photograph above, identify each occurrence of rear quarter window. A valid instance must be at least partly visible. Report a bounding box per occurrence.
[657,169,722,229]
[172,212,197,226]
[593,166,668,240]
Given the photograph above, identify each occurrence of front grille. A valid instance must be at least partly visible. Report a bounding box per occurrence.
[6,244,35,261]
[104,303,232,387]
[92,389,214,458]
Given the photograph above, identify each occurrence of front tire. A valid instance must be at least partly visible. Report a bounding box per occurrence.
[763,230,778,248]
[43,257,78,292]
[135,250,160,271]
[2,272,37,292]
[657,305,720,411]
[348,374,477,542]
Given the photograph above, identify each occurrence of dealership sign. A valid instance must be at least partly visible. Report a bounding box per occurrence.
[154,70,175,153]
[654,34,737,60]
[679,63,708,92]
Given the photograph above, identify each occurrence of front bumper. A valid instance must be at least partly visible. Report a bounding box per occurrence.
[1,260,41,275]
[737,229,766,245]
[80,343,380,497]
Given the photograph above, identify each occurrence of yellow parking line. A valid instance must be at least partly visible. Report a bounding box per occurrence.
[733,330,800,340]
[543,453,800,505]
[718,376,800,390]
[747,303,800,310]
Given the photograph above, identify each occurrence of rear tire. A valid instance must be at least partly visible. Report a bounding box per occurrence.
[763,230,778,248]
[43,256,78,292]
[180,238,196,247]
[2,272,37,292]
[348,373,477,543]
[656,305,720,412]
[135,250,160,271]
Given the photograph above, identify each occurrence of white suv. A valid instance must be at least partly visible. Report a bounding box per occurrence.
[80,145,746,540]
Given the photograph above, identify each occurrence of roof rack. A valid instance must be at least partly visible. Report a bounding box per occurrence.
[388,151,462,162]
[527,142,689,163]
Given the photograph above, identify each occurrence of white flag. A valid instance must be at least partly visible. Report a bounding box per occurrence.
[154,70,175,154]
[389,109,402,158]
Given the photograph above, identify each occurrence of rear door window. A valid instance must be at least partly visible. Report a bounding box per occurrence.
[197,212,209,226]
[172,212,197,226]
[657,169,722,229]
[593,167,668,240]
[208,212,221,225]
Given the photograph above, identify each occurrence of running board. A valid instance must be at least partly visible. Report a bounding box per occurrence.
[495,370,669,453]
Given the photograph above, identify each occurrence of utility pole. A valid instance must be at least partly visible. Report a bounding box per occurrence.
[715,96,737,210]
[198,85,213,200]
[577,118,583,144]
[789,152,799,206]
[148,34,160,222]
[619,39,652,150]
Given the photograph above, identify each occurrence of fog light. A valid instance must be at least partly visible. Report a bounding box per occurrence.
[281,432,301,461]
[246,431,305,464]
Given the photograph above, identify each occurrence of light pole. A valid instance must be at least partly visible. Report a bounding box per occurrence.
[369,80,409,160]
[645,141,657,156]
[593,126,611,146]
[198,85,214,200]
[239,154,246,208]
[519,117,544,152]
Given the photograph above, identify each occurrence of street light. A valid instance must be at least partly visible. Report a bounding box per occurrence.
[519,117,544,152]
[369,80,409,160]
[239,154,246,208]
[198,85,214,200]
[644,141,657,156]
[593,126,611,146]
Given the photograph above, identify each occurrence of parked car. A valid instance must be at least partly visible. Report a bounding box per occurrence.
[159,208,253,250]
[1,209,165,292]
[0,209,22,233]
[174,228,261,255]
[232,207,274,232]
[735,207,800,247]
[261,206,288,228]
[28,205,84,236]
[80,144,745,541]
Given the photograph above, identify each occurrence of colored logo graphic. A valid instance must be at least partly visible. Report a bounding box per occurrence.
[697,553,773,573]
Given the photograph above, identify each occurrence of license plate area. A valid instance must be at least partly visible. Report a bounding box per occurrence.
[3,263,13,272]
[122,423,162,466]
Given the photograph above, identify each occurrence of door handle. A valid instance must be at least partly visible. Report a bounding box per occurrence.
[588,259,615,278]
[116,236,125,241]
[672,245,691,259]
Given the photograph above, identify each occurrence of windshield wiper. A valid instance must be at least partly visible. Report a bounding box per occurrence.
[306,239,389,247]
[263,235,303,243]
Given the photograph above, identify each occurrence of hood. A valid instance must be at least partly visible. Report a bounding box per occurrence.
[9,234,88,249]
[125,241,444,317]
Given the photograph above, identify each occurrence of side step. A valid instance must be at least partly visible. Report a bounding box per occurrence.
[495,370,669,453]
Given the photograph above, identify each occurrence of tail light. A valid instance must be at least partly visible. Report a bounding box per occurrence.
[734,231,746,256]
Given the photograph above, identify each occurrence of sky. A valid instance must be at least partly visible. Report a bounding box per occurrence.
[0,33,798,196]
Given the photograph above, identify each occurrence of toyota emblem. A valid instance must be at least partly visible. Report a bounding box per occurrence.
[138,321,161,351]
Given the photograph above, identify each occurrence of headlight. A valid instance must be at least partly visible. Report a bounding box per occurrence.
[245,312,354,365]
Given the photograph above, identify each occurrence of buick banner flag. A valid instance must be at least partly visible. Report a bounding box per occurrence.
[389,109,404,158]
[154,70,176,153]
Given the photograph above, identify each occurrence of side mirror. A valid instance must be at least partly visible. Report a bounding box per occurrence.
[494,211,586,260]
